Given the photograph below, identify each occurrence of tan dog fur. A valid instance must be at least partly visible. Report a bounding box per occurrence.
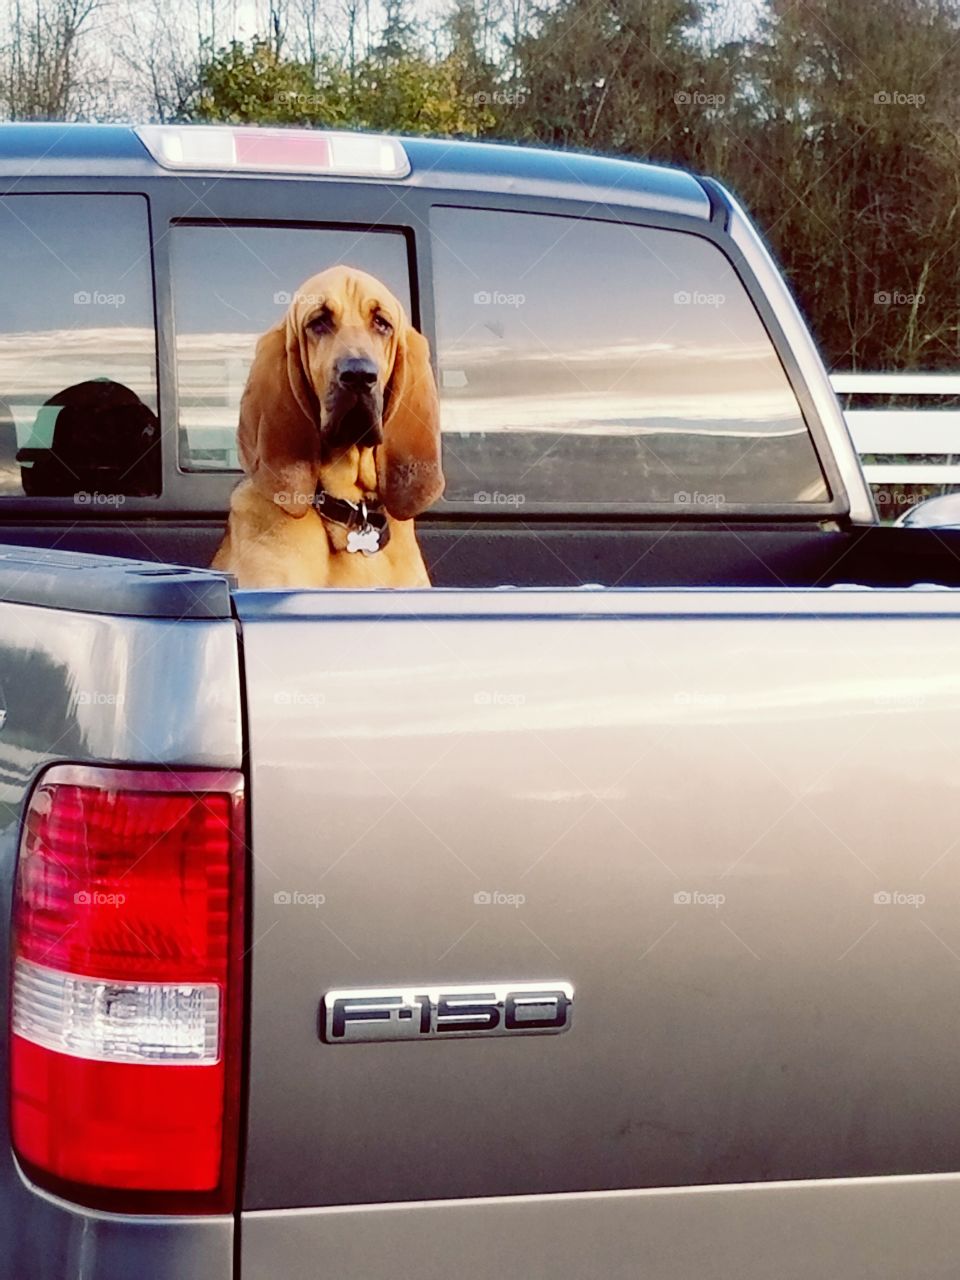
[212,266,443,588]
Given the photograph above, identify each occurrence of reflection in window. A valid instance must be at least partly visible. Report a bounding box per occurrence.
[431,208,829,508]
[0,195,158,497]
[171,226,410,471]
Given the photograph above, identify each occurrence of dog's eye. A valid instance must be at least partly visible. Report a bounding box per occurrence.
[372,313,393,335]
[307,310,333,336]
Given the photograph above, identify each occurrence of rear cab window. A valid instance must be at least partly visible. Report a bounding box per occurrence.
[171,225,411,473]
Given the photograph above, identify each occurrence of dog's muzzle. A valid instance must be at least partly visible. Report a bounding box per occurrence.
[323,357,383,453]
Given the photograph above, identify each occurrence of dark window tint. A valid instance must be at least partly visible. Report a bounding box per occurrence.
[171,226,410,471]
[0,194,159,499]
[430,207,829,511]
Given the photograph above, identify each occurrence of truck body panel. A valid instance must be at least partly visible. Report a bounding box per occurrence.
[238,588,960,1215]
[240,1174,960,1280]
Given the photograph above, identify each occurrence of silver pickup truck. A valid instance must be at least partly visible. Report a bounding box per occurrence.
[3,122,960,1280]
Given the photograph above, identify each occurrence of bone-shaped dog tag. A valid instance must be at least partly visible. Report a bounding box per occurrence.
[346,524,382,555]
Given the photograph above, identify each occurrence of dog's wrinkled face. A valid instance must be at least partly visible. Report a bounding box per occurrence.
[292,266,402,460]
[237,264,443,521]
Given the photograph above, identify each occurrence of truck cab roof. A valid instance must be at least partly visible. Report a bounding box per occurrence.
[0,121,712,220]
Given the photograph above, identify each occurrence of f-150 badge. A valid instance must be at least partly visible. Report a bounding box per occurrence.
[320,982,573,1044]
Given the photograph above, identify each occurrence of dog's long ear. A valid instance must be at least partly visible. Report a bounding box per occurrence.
[378,324,444,520]
[237,317,320,517]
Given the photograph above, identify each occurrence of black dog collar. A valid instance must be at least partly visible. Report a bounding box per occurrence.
[312,488,391,555]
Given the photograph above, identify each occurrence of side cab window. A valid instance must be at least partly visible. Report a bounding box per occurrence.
[430,206,829,513]
[0,194,159,500]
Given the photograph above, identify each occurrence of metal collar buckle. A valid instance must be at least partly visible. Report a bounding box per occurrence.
[312,488,391,556]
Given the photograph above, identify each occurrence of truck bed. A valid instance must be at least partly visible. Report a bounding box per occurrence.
[2,518,960,591]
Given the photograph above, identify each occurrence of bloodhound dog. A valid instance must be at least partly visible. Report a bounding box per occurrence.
[212,265,444,588]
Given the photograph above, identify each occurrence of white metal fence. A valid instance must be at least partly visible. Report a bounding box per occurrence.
[832,372,960,487]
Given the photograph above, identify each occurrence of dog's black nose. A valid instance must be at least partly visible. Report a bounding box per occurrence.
[336,357,378,390]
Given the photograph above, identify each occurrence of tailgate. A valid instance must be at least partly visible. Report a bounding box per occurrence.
[236,588,960,1214]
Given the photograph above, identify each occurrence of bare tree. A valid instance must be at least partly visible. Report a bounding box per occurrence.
[0,0,108,119]
[294,0,324,70]
[113,0,240,122]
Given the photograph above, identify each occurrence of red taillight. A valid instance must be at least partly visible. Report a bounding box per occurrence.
[9,765,245,1211]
